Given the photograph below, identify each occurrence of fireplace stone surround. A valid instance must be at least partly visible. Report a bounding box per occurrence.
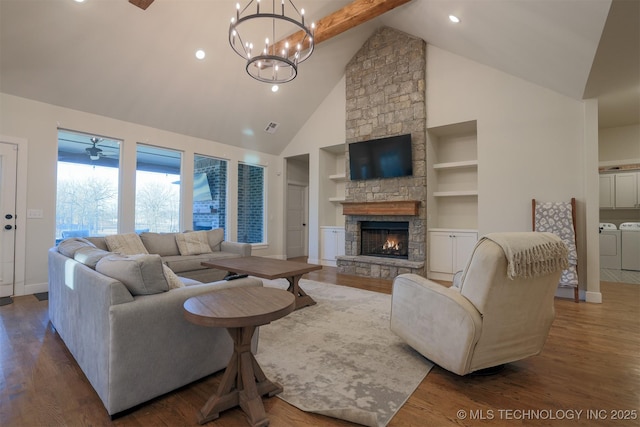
[336,27,427,279]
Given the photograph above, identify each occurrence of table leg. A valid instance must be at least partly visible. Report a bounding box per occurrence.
[198,326,282,427]
[286,275,316,310]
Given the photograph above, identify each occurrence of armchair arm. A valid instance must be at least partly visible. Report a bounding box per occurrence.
[220,241,252,257]
[390,274,482,375]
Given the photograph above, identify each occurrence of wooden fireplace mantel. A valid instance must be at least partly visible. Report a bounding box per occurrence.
[341,201,420,216]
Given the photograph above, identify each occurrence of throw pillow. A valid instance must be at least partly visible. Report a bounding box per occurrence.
[207,228,225,252]
[140,232,181,256]
[96,253,169,296]
[57,237,96,258]
[175,231,213,256]
[73,246,111,269]
[104,233,149,255]
[162,264,185,289]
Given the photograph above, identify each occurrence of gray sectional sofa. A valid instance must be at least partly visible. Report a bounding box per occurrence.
[48,230,261,416]
[87,228,252,283]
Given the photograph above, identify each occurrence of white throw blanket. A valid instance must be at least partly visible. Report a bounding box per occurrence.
[482,232,569,280]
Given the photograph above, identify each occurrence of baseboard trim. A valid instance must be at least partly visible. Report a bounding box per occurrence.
[24,282,48,296]
[585,291,603,304]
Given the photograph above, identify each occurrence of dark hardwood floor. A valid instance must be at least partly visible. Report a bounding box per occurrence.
[1,262,639,426]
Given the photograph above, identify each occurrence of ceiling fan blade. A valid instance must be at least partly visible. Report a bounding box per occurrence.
[129,0,154,10]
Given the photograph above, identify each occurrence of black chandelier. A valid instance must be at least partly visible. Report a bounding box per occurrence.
[229,0,315,84]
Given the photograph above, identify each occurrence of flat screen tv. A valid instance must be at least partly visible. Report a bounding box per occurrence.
[348,134,413,180]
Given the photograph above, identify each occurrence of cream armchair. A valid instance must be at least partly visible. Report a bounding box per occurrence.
[390,232,567,375]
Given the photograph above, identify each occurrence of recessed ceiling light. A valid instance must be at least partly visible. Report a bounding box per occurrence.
[74,0,86,3]
[195,49,206,60]
[271,85,279,93]
[449,15,460,23]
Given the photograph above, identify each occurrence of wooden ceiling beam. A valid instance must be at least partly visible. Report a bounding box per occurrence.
[272,0,413,55]
[129,0,155,10]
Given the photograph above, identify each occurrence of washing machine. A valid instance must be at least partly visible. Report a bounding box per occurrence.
[600,223,621,269]
[620,222,640,271]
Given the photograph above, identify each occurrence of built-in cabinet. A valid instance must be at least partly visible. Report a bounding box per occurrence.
[428,230,478,281]
[599,171,640,209]
[320,226,346,266]
[599,174,615,208]
[427,121,479,280]
[317,145,347,265]
[615,172,639,208]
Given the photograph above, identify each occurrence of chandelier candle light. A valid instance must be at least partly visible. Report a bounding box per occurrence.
[229,0,315,84]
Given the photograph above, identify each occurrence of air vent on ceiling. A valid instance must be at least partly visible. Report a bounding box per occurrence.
[264,122,280,134]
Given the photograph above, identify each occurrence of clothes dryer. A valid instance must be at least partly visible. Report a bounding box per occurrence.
[599,223,621,269]
[620,222,640,271]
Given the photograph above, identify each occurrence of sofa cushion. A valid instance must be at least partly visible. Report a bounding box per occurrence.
[207,228,224,252]
[73,246,112,269]
[85,236,109,251]
[162,252,239,273]
[57,237,96,258]
[105,233,149,255]
[140,232,180,256]
[162,264,185,289]
[175,231,213,256]
[96,254,169,295]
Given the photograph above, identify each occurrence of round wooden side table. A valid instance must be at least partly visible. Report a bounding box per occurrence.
[184,286,295,427]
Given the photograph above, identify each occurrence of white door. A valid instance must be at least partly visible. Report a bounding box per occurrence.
[0,143,18,297]
[429,231,454,274]
[286,183,307,258]
[454,232,478,272]
[599,174,615,208]
[615,173,638,208]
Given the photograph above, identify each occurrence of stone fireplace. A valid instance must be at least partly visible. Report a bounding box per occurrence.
[336,27,427,279]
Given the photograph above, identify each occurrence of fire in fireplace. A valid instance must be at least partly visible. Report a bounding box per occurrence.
[360,221,409,259]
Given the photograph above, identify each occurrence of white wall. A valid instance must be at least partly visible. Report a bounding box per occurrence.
[0,93,285,295]
[599,124,640,165]
[426,45,599,301]
[281,77,347,264]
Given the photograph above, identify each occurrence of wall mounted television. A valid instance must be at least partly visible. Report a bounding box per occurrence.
[348,134,413,180]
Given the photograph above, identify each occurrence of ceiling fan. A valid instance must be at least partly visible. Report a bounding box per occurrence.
[86,137,105,161]
[129,0,154,10]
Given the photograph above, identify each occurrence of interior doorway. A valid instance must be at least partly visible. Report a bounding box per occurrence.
[0,142,18,298]
[285,155,309,259]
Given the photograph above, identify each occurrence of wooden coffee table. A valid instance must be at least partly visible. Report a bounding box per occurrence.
[183,286,295,427]
[202,256,322,310]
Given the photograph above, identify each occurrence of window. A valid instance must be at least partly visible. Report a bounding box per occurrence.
[193,155,227,234]
[135,144,181,233]
[237,163,265,244]
[56,130,121,242]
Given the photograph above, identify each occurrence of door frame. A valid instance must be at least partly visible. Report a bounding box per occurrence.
[0,135,27,296]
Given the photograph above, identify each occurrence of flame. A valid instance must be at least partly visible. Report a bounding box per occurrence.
[383,239,400,251]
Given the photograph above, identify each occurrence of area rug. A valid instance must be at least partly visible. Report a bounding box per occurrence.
[256,279,433,427]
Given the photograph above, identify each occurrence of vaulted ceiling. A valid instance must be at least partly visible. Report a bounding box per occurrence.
[1,0,638,155]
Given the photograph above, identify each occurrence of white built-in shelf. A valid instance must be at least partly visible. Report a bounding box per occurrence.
[329,173,347,181]
[433,190,478,197]
[433,160,478,170]
[329,197,346,203]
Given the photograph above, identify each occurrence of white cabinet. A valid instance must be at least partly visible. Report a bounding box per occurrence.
[320,226,345,266]
[599,174,615,208]
[615,172,639,208]
[428,230,478,280]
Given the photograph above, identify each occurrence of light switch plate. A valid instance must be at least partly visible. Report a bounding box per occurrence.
[27,209,43,219]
